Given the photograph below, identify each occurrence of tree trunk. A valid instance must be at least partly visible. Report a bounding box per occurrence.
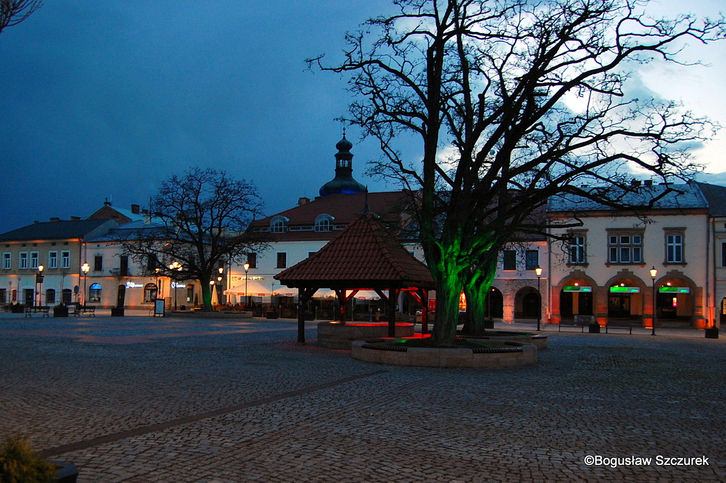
[201,276,213,312]
[431,246,467,346]
[463,257,498,336]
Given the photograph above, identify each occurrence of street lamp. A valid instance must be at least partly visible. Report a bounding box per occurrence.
[243,262,250,307]
[649,266,658,336]
[169,261,182,311]
[36,265,44,307]
[218,266,224,304]
[535,266,543,331]
[81,262,90,307]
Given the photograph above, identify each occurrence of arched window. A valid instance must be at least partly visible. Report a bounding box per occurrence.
[88,283,102,303]
[144,283,158,303]
[46,289,56,305]
[61,289,72,304]
[270,216,288,233]
[314,214,334,232]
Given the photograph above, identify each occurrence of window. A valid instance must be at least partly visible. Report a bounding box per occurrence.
[88,283,102,303]
[525,250,539,270]
[247,252,257,269]
[120,256,129,276]
[722,242,726,267]
[607,233,643,264]
[46,289,56,305]
[62,289,72,305]
[568,235,586,264]
[19,252,28,269]
[665,232,684,263]
[0,289,6,304]
[146,255,156,272]
[2,253,10,269]
[270,217,288,233]
[314,214,334,232]
[144,283,157,303]
[61,251,70,268]
[503,250,516,271]
[30,251,39,269]
[276,252,287,269]
[94,255,103,272]
[48,251,57,269]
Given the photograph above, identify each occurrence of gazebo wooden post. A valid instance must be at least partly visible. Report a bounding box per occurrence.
[388,288,397,337]
[297,287,318,344]
[420,288,429,334]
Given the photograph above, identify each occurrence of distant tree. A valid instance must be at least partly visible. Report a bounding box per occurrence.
[0,0,42,34]
[122,168,265,312]
[311,0,725,344]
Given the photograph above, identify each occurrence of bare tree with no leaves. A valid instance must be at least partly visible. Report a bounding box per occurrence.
[311,0,725,344]
[0,0,42,34]
[122,168,266,312]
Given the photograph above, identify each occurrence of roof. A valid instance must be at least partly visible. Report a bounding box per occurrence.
[0,219,116,242]
[88,205,147,223]
[85,220,168,242]
[695,182,726,217]
[252,191,413,241]
[547,182,707,213]
[275,214,435,289]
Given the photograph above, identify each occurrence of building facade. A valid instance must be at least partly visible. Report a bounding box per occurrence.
[548,182,711,328]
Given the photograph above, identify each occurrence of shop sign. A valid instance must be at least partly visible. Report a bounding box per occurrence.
[563,285,592,293]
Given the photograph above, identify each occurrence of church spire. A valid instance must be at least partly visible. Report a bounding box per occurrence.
[319,132,366,197]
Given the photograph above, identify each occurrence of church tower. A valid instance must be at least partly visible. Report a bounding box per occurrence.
[319,131,366,197]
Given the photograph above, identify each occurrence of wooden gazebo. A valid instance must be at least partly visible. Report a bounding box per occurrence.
[275,214,435,343]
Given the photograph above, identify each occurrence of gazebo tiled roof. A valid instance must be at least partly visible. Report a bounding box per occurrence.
[275,214,434,290]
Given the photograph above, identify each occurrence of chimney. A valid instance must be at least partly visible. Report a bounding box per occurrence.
[131,204,141,214]
[631,180,641,188]
[644,179,653,187]
[70,216,81,221]
[49,217,60,222]
[104,197,112,207]
[298,197,310,206]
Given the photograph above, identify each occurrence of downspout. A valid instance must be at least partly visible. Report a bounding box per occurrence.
[711,216,717,328]
[705,215,710,328]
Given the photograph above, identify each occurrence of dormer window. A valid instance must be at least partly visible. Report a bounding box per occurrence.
[315,214,334,232]
[270,216,288,233]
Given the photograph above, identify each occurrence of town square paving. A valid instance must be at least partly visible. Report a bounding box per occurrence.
[0,315,724,481]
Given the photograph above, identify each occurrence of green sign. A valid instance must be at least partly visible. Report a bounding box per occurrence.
[563,285,592,293]
[609,286,640,294]
[659,286,690,294]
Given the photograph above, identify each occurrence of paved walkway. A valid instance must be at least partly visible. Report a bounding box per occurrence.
[0,315,723,481]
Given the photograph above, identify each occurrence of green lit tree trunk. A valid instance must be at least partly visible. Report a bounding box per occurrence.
[463,256,498,336]
[431,239,469,346]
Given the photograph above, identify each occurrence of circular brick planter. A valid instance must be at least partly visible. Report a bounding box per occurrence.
[465,331,548,350]
[352,339,537,368]
[317,321,415,349]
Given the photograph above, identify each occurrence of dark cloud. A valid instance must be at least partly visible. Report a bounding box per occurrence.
[0,0,404,231]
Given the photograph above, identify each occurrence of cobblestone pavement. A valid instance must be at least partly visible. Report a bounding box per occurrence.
[0,316,724,482]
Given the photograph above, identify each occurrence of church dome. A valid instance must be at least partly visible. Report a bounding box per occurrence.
[319,134,366,197]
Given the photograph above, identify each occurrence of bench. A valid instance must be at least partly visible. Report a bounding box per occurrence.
[72,305,96,317]
[556,315,596,333]
[24,306,50,318]
[605,319,641,335]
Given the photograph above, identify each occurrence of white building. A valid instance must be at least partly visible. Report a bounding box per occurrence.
[548,181,712,328]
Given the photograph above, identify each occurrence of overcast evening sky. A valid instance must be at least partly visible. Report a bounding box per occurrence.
[0,0,724,233]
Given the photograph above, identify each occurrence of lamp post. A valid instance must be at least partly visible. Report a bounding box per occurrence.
[243,262,250,308]
[36,265,44,306]
[650,266,658,336]
[535,266,543,331]
[218,266,224,304]
[169,261,182,311]
[81,262,90,307]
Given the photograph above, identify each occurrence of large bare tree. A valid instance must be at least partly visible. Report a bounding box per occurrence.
[122,168,265,311]
[311,0,724,344]
[0,0,42,34]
